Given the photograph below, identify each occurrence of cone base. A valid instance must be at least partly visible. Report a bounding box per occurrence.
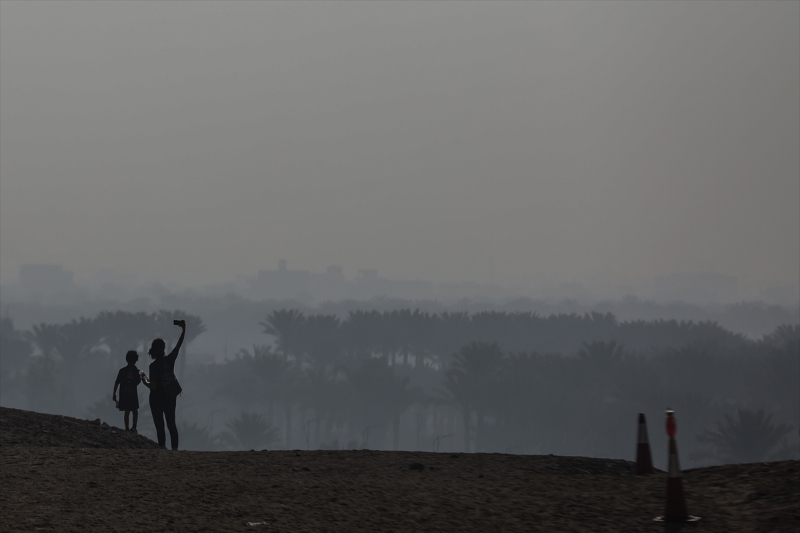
[653,515,702,523]
[634,444,654,475]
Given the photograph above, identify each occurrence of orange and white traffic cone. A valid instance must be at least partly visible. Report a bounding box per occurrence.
[654,410,701,523]
[634,413,654,475]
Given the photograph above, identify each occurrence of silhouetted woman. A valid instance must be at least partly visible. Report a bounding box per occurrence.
[142,320,185,450]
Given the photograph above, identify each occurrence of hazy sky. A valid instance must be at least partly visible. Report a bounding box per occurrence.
[1,1,798,291]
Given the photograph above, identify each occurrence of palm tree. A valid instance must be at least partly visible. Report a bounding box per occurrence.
[96,311,157,373]
[299,366,346,448]
[340,310,383,361]
[260,309,305,361]
[302,314,342,369]
[345,358,422,449]
[39,317,103,397]
[382,370,424,450]
[441,342,505,452]
[177,421,220,451]
[385,309,428,367]
[248,350,302,448]
[221,411,281,450]
[761,324,800,349]
[441,367,471,452]
[248,345,290,423]
[697,408,792,464]
[469,311,510,346]
[430,311,470,365]
[576,340,625,405]
[346,358,392,442]
[492,351,545,454]
[24,356,65,412]
[27,318,97,403]
[577,340,624,371]
[213,350,265,411]
[58,317,102,366]
[1,318,33,383]
[27,323,62,360]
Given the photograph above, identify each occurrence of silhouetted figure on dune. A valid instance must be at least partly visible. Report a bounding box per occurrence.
[142,320,185,450]
[112,350,142,433]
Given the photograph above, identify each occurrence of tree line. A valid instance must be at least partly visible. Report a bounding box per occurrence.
[0,309,797,465]
[257,308,752,366]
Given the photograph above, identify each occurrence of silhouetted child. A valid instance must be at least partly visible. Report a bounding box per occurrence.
[113,350,142,432]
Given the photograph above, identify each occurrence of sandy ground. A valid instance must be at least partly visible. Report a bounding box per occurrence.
[1,407,798,532]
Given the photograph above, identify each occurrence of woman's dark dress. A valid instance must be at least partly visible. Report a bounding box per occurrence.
[149,345,180,449]
[114,364,141,411]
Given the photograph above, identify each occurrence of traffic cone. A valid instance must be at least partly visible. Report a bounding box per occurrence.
[634,413,654,475]
[654,410,701,523]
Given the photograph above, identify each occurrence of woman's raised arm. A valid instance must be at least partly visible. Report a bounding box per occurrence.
[168,320,186,362]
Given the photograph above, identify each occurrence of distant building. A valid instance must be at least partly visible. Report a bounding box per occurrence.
[252,260,311,299]
[312,265,349,301]
[541,282,592,302]
[248,262,435,301]
[352,269,432,300]
[652,272,739,304]
[325,265,345,283]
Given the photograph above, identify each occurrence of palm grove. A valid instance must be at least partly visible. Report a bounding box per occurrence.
[1,308,797,466]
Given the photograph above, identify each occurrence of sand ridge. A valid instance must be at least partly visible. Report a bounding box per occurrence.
[1,407,798,532]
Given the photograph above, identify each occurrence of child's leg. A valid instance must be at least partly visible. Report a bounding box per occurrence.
[132,409,138,430]
[124,411,130,430]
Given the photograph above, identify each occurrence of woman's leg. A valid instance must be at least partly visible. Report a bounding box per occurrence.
[149,397,166,447]
[163,395,179,450]
[132,409,138,430]
[124,411,130,430]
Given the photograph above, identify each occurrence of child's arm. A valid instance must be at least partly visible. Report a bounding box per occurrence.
[140,372,152,390]
[112,383,119,403]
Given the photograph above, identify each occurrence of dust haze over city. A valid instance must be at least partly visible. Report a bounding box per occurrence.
[0,2,798,464]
